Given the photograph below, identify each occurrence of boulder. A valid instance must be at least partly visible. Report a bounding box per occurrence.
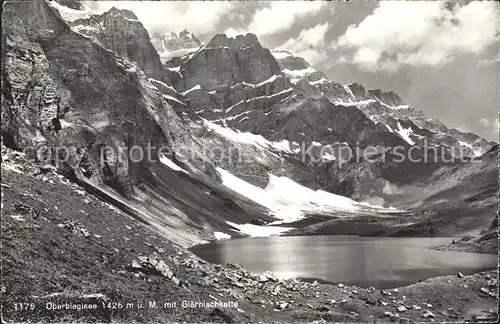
[57,220,90,237]
[171,276,181,287]
[258,274,268,283]
[422,310,435,318]
[130,260,142,269]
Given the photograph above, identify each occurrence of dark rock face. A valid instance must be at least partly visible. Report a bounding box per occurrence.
[54,0,84,10]
[70,7,167,81]
[321,160,385,202]
[3,1,280,239]
[179,34,282,91]
[269,97,408,149]
[368,89,403,107]
[345,82,372,100]
[1,1,198,196]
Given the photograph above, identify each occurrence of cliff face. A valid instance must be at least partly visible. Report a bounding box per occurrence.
[3,2,188,193]
[2,1,279,247]
[70,7,167,81]
[178,34,282,91]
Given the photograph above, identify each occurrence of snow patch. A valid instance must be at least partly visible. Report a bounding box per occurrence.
[309,78,329,86]
[72,25,100,33]
[216,167,395,223]
[181,84,202,96]
[226,221,291,237]
[59,119,74,129]
[225,88,294,112]
[458,141,482,156]
[396,121,415,145]
[203,119,295,154]
[124,17,140,22]
[214,232,231,240]
[149,78,176,92]
[162,94,186,106]
[343,85,355,99]
[159,154,186,172]
[232,75,283,89]
[48,1,93,22]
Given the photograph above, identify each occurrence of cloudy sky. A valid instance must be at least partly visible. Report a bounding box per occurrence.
[85,1,499,141]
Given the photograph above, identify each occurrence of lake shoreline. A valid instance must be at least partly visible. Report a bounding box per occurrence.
[191,235,497,291]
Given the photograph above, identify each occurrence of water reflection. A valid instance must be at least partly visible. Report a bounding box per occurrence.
[190,236,497,289]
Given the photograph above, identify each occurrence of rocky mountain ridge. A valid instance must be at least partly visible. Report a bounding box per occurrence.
[67,7,168,82]
[3,0,498,237]
[2,0,283,247]
[271,52,495,157]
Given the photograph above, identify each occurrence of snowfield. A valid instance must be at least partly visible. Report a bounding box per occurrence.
[213,231,231,240]
[202,119,297,154]
[216,167,399,224]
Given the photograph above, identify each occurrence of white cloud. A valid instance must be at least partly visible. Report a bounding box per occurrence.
[479,117,491,128]
[333,1,499,72]
[225,27,248,38]
[82,1,236,35]
[279,23,330,65]
[246,1,326,36]
[478,117,499,140]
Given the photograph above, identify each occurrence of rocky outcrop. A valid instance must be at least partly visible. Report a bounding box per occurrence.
[69,7,167,81]
[345,82,372,101]
[58,220,90,237]
[178,33,282,91]
[368,89,403,107]
[54,0,84,10]
[2,1,204,194]
[130,252,181,286]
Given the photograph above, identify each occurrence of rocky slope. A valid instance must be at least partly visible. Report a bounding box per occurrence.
[16,0,497,225]
[1,0,278,245]
[2,151,497,322]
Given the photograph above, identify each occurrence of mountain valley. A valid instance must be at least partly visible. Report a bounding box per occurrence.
[1,1,498,323]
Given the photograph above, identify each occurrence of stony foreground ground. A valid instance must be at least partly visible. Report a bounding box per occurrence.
[1,149,498,323]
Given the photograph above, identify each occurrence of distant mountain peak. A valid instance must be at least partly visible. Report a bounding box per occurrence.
[105,6,138,20]
[206,33,261,49]
[53,0,84,10]
[150,29,202,62]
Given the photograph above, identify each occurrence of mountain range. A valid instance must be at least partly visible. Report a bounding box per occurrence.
[2,1,499,323]
[3,0,497,246]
